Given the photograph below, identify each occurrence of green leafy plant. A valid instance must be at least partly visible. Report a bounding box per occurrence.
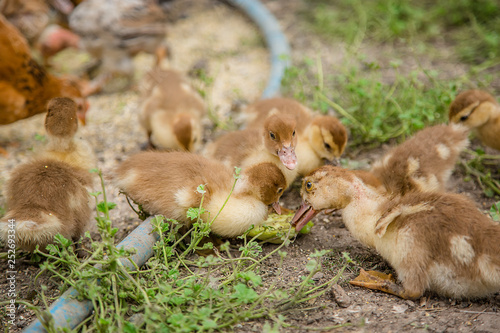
[460,149,500,197]
[282,56,460,148]
[21,168,354,332]
[490,202,500,221]
[302,0,500,64]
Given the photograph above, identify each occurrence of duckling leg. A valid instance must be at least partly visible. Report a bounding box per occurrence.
[350,268,422,300]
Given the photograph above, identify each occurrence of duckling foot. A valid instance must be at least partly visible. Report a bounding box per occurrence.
[350,268,409,299]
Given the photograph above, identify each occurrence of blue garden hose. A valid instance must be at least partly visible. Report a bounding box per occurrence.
[228,0,291,98]
[24,1,290,331]
[24,218,160,332]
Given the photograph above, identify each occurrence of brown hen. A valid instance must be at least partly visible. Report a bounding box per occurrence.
[0,14,87,126]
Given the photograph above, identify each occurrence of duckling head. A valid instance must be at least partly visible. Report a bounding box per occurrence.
[242,162,286,213]
[45,97,79,138]
[292,166,356,231]
[263,114,298,170]
[308,116,348,165]
[449,89,498,129]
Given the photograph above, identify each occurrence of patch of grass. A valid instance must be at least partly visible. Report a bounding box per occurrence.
[302,0,500,63]
[15,169,353,331]
[283,56,462,148]
[460,149,500,198]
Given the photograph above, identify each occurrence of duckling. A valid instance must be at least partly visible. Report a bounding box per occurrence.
[351,169,384,191]
[0,159,93,252]
[370,124,469,196]
[0,98,95,252]
[114,151,286,238]
[243,97,313,134]
[139,68,206,152]
[292,166,500,300]
[243,97,348,176]
[40,97,96,171]
[448,89,500,151]
[204,112,298,187]
[295,115,348,176]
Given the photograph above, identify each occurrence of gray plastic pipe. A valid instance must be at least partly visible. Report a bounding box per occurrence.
[228,0,291,98]
[24,0,290,331]
[24,217,160,332]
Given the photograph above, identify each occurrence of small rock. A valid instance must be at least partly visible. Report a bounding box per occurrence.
[331,284,352,308]
[404,299,416,311]
[312,272,324,281]
[392,304,408,313]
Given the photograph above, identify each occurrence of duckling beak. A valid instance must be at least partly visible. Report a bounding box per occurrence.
[291,202,319,232]
[76,99,89,126]
[272,201,282,215]
[278,145,297,170]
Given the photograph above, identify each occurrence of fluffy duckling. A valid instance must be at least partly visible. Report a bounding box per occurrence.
[40,97,96,171]
[114,151,286,238]
[448,89,500,151]
[0,98,94,252]
[243,97,348,176]
[292,166,500,300]
[204,112,298,187]
[370,124,469,196]
[295,115,348,176]
[243,97,313,133]
[139,69,206,152]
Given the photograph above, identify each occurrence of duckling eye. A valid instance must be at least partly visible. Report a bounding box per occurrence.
[305,181,313,191]
[269,131,276,140]
[324,142,331,150]
[292,130,296,137]
[277,187,283,195]
[460,115,469,121]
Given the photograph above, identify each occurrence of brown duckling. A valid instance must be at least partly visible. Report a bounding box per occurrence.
[292,166,500,300]
[295,115,347,176]
[370,124,469,196]
[114,151,287,238]
[139,68,206,152]
[40,97,96,171]
[242,97,348,176]
[243,97,312,133]
[204,112,298,187]
[0,98,94,252]
[448,89,500,151]
[0,159,93,252]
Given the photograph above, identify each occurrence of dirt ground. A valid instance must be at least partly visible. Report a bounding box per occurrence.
[1,0,500,332]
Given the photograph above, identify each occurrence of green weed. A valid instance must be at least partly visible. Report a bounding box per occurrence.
[302,0,500,63]
[282,56,461,147]
[460,149,500,198]
[490,202,500,221]
[22,168,352,332]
